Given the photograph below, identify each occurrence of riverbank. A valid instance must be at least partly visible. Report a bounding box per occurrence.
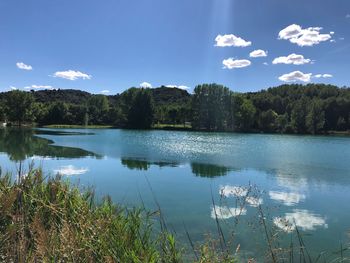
[40,123,350,136]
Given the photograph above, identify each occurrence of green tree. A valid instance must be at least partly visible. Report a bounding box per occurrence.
[127,88,154,129]
[5,90,35,126]
[306,100,325,134]
[258,109,278,132]
[88,95,109,124]
[290,98,308,133]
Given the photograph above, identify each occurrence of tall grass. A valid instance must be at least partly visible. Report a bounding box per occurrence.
[0,168,182,262]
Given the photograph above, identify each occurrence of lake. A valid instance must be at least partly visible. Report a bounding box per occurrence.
[1,128,350,261]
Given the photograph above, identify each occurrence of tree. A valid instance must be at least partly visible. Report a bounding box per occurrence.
[306,100,325,134]
[127,88,154,129]
[5,90,35,126]
[192,84,231,130]
[290,98,308,133]
[88,95,109,124]
[232,95,256,131]
[258,109,278,132]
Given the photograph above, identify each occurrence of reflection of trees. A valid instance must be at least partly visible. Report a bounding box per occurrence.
[121,158,180,171]
[0,128,98,161]
[121,159,150,170]
[191,163,231,178]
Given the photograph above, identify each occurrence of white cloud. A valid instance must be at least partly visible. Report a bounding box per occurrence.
[346,14,350,18]
[278,24,332,46]
[272,53,311,65]
[54,165,89,176]
[223,58,251,69]
[215,34,252,47]
[314,74,333,78]
[166,85,191,91]
[54,70,91,80]
[269,191,306,206]
[101,90,110,94]
[249,49,268,58]
[278,71,312,82]
[220,185,248,197]
[10,86,17,90]
[263,62,269,66]
[274,210,327,232]
[140,82,152,88]
[16,62,32,70]
[211,206,247,220]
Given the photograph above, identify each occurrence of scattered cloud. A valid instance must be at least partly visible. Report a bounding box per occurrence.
[215,34,252,47]
[249,49,268,58]
[346,14,350,18]
[211,206,247,220]
[10,86,17,90]
[101,90,110,94]
[140,82,152,88]
[16,62,32,70]
[223,58,251,69]
[278,71,312,82]
[263,62,269,66]
[54,165,89,176]
[314,74,333,78]
[269,191,306,206]
[272,53,311,65]
[54,70,91,80]
[24,85,54,90]
[274,209,327,232]
[278,24,332,46]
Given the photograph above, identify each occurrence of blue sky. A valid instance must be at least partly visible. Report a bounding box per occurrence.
[0,0,349,94]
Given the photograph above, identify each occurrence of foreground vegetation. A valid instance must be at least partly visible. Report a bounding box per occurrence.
[0,168,237,262]
[0,168,180,262]
[0,83,349,134]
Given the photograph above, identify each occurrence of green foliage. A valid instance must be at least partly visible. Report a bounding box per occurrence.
[127,88,155,129]
[4,90,35,125]
[0,168,182,262]
[0,83,348,134]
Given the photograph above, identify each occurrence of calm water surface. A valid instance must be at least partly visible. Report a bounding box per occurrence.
[1,128,349,260]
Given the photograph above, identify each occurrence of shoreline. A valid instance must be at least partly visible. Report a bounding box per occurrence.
[38,124,350,136]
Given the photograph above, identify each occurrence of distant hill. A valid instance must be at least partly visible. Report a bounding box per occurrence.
[11,87,192,107]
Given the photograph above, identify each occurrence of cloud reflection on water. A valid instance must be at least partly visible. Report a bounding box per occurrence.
[54,165,89,176]
[211,206,247,220]
[274,209,327,232]
[269,191,306,206]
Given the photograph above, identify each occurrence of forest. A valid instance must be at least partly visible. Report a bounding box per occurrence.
[0,83,349,134]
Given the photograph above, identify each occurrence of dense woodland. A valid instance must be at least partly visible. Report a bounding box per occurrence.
[0,83,349,134]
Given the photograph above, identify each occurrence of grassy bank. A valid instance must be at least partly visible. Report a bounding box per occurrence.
[0,168,235,262]
[0,169,182,262]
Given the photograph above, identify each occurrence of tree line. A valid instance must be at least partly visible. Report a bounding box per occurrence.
[0,83,349,134]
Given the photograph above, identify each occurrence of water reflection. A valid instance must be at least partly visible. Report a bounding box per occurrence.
[269,191,306,206]
[274,209,327,232]
[121,158,180,171]
[120,158,233,178]
[211,206,247,220]
[0,128,98,161]
[53,165,89,176]
[191,163,231,177]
